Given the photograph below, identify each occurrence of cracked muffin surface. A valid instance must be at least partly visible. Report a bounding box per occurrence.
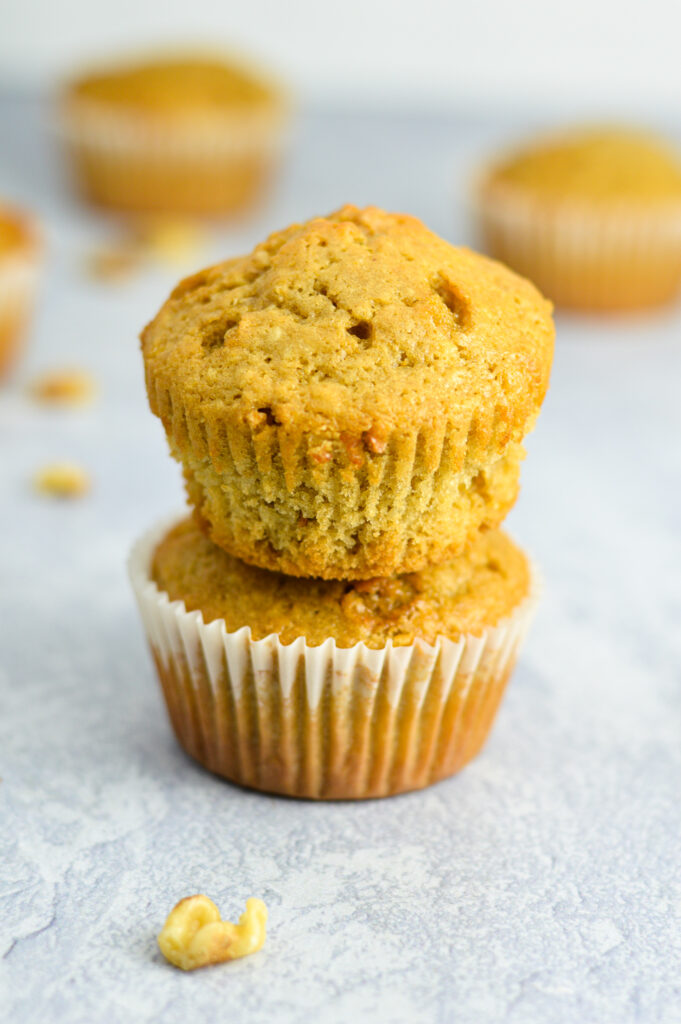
[142,205,554,578]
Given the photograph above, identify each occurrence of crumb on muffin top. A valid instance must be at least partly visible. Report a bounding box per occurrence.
[67,53,279,115]
[488,127,681,201]
[141,205,554,444]
[151,516,531,649]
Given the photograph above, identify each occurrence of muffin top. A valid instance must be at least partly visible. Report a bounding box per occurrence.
[142,205,554,444]
[152,517,531,649]
[488,127,681,202]
[67,53,279,117]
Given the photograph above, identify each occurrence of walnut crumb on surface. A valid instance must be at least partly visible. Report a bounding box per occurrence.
[85,220,205,282]
[85,241,143,281]
[33,462,90,498]
[158,895,267,971]
[30,369,96,406]
[140,219,206,267]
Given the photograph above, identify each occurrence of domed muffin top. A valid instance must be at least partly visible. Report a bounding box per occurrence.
[142,205,553,444]
[488,127,681,202]
[152,517,531,649]
[67,53,279,116]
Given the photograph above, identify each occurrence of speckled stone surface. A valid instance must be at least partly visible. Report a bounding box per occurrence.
[1,95,680,1024]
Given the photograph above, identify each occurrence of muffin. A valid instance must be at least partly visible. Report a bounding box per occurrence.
[59,53,287,217]
[477,127,681,311]
[129,515,538,799]
[141,205,554,580]
[0,204,40,380]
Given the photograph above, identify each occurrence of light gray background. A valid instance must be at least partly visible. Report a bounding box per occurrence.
[2,0,681,117]
[1,95,680,1023]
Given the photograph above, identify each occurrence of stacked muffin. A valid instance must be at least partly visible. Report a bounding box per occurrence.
[130,205,554,799]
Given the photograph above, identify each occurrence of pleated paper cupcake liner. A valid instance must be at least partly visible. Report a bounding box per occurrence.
[129,516,540,800]
[0,251,41,379]
[59,102,287,217]
[477,180,681,311]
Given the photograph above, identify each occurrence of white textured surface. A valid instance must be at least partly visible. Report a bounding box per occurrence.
[1,96,680,1023]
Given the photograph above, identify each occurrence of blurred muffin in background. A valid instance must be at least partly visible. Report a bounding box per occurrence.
[59,52,288,218]
[476,127,681,311]
[0,204,40,381]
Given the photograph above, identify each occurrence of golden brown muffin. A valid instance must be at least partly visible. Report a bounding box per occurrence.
[478,127,681,311]
[152,516,530,649]
[60,53,287,217]
[142,205,554,579]
[130,516,536,798]
[0,205,40,380]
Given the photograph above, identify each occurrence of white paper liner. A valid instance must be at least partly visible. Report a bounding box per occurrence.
[58,100,287,160]
[128,516,540,799]
[476,178,681,310]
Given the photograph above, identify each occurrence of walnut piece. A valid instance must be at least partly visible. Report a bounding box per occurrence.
[33,462,90,498]
[140,219,205,267]
[86,241,143,281]
[158,895,267,971]
[86,220,204,282]
[30,369,96,406]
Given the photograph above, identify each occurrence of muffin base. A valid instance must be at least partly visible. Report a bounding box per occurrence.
[478,181,681,311]
[173,425,525,579]
[129,518,539,800]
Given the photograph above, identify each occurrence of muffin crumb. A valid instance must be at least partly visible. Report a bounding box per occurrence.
[30,369,96,406]
[139,219,205,267]
[86,241,142,281]
[34,462,90,498]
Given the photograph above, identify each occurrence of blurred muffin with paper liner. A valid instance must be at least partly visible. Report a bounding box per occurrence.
[476,126,681,311]
[59,51,288,217]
